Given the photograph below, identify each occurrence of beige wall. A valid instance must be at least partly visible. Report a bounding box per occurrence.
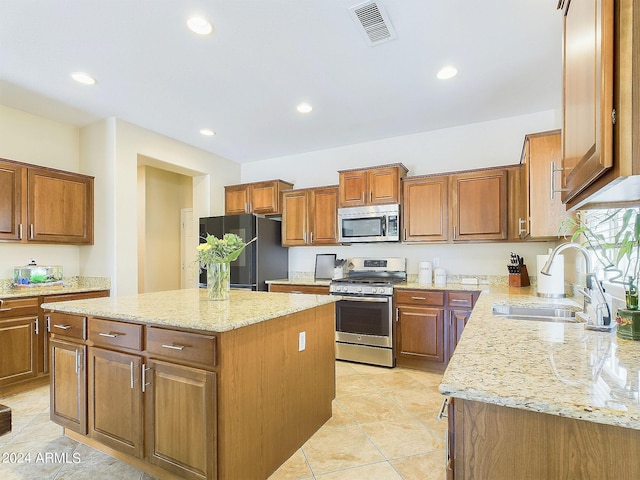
[80,118,240,295]
[0,104,82,279]
[0,105,241,294]
[138,165,193,293]
[241,110,563,278]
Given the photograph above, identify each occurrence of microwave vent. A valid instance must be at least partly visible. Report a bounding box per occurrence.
[348,1,397,46]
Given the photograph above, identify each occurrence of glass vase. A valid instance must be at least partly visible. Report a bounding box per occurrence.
[207,262,230,301]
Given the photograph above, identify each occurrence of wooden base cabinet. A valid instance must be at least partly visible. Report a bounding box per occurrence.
[395,290,478,371]
[88,347,143,458]
[49,338,86,434]
[145,360,216,480]
[395,290,446,371]
[0,297,40,388]
[451,398,640,479]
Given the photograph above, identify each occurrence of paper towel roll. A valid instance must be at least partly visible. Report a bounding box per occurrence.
[536,254,566,298]
[418,262,432,286]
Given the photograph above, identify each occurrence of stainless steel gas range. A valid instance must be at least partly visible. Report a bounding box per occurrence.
[330,257,406,368]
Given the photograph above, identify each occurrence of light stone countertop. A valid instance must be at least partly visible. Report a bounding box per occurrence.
[0,277,111,299]
[440,287,640,431]
[41,288,339,333]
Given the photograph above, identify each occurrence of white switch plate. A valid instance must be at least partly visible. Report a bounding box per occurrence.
[298,331,306,351]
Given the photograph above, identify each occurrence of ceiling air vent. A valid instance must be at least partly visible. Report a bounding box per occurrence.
[348,1,397,46]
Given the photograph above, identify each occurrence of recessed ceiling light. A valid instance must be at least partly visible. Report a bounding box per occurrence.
[437,66,458,80]
[187,16,213,35]
[71,72,96,85]
[296,102,313,114]
[200,128,216,137]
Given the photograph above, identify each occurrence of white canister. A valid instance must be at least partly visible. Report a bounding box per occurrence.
[536,254,566,298]
[418,262,433,286]
[434,267,447,287]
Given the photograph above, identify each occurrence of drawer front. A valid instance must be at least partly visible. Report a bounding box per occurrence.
[88,318,143,351]
[395,290,445,307]
[0,297,39,319]
[146,327,216,368]
[269,284,330,295]
[44,290,110,303]
[46,312,87,339]
[447,292,476,308]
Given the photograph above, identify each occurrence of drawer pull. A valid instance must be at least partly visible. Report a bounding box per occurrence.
[0,308,11,312]
[411,296,427,300]
[290,290,303,294]
[99,332,119,338]
[161,344,185,351]
[450,299,468,303]
[53,324,72,330]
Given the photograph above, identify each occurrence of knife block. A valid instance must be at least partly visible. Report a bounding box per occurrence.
[509,265,530,287]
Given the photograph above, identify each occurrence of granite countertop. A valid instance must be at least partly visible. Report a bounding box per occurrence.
[0,277,111,300]
[440,287,640,431]
[41,288,339,333]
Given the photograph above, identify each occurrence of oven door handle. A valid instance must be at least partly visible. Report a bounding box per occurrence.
[339,296,390,303]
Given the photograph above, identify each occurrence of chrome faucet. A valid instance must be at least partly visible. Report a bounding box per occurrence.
[540,243,613,330]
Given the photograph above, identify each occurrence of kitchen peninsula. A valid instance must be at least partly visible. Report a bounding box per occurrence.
[41,288,338,480]
[441,289,640,479]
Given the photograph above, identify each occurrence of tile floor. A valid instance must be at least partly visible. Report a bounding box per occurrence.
[0,361,447,480]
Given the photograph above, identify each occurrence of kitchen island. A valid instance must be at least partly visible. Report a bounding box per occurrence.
[440,287,640,479]
[42,288,338,480]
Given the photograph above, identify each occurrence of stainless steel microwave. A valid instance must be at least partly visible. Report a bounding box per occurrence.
[338,204,400,243]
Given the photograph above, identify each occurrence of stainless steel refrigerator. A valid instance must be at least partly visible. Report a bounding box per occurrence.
[198,214,288,291]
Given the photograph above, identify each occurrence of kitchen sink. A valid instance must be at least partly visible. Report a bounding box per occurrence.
[492,304,584,323]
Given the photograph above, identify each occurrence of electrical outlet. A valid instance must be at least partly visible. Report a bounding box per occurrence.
[298,331,306,352]
[433,257,440,268]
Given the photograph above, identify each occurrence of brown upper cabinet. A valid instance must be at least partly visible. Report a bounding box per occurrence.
[402,175,449,242]
[225,179,293,215]
[0,158,94,245]
[281,186,338,246]
[338,164,407,207]
[451,168,508,241]
[559,0,639,208]
[517,130,571,239]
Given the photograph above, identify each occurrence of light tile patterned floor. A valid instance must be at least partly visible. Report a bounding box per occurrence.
[0,362,446,479]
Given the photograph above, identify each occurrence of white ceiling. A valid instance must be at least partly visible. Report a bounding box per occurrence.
[0,0,562,164]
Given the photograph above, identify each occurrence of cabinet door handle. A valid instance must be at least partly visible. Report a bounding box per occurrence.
[437,397,449,420]
[142,363,151,393]
[369,191,372,203]
[34,318,39,335]
[53,324,71,330]
[46,315,50,332]
[310,231,314,243]
[130,361,135,389]
[18,224,23,240]
[98,332,119,338]
[75,349,81,374]
[518,218,527,236]
[550,161,569,200]
[161,344,185,351]
[0,308,11,312]
[30,224,34,240]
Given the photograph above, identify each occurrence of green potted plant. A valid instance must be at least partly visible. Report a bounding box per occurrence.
[560,208,639,338]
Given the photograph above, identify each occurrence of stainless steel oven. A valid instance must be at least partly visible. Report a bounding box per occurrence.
[335,295,394,367]
[330,257,406,368]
